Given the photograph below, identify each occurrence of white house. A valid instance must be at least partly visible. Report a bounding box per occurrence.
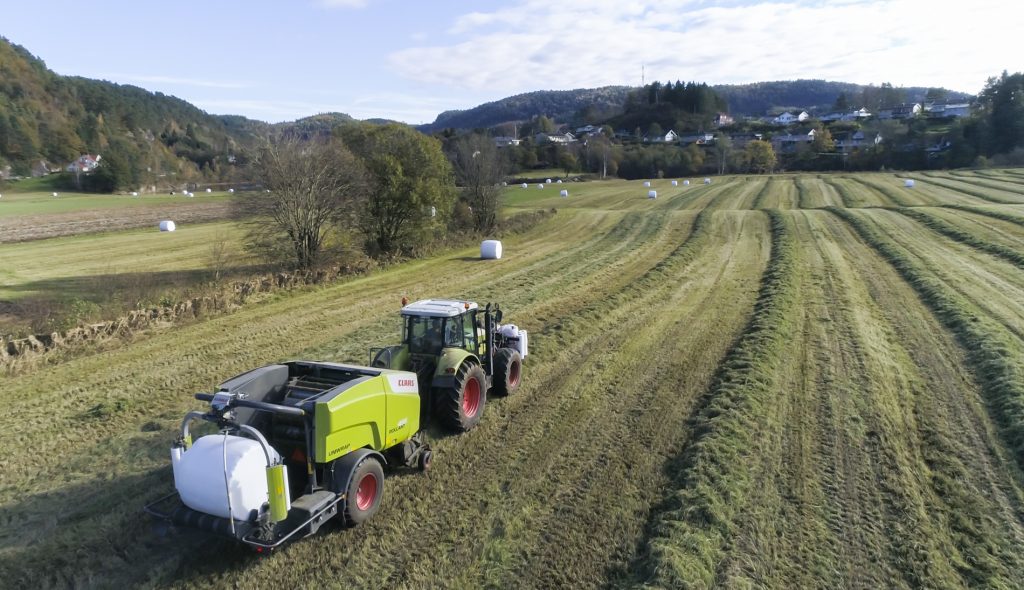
[772,111,809,125]
[713,113,734,127]
[822,107,872,122]
[833,130,882,153]
[924,102,972,119]
[494,136,521,148]
[877,103,921,120]
[535,132,577,144]
[66,154,102,173]
[644,130,680,143]
[771,128,816,153]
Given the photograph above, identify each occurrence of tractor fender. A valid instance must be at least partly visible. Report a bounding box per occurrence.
[328,448,387,496]
[433,350,480,387]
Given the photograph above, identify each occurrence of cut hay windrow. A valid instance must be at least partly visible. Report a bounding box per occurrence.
[830,206,1024,469]
[751,177,775,209]
[847,177,917,207]
[629,209,800,588]
[904,174,1021,204]
[795,177,816,209]
[823,177,864,208]
[896,208,1024,269]
[931,171,1024,197]
[942,203,1024,227]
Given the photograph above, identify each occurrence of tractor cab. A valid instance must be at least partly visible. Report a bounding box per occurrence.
[402,299,484,357]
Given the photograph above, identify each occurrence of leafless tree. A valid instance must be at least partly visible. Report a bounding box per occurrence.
[451,134,506,232]
[236,139,367,269]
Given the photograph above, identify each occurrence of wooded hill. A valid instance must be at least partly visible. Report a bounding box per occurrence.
[419,80,974,132]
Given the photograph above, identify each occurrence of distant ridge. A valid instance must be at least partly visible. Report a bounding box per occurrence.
[418,80,974,132]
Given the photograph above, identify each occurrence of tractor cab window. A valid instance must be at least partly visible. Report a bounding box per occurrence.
[405,316,445,354]
[463,311,478,353]
[445,315,463,348]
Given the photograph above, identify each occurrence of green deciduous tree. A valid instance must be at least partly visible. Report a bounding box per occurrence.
[745,140,776,174]
[339,123,456,255]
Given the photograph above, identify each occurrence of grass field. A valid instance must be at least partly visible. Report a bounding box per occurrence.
[2,170,1024,588]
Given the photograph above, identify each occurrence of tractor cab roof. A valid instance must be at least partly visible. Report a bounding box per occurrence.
[401,299,478,318]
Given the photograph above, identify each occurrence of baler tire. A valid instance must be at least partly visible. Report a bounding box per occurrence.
[492,348,522,396]
[344,457,384,526]
[437,362,487,432]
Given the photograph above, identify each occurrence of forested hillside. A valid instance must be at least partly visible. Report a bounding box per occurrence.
[0,37,271,184]
[420,86,632,132]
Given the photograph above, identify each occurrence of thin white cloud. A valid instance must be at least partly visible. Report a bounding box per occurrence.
[391,0,1023,98]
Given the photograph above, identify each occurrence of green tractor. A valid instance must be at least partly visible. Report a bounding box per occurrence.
[144,299,526,551]
[370,299,527,431]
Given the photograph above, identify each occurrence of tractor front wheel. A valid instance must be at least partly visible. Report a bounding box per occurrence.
[344,457,384,526]
[492,348,522,396]
[437,362,488,432]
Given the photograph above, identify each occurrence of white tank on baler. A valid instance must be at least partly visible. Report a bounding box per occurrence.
[171,434,284,521]
[499,324,529,358]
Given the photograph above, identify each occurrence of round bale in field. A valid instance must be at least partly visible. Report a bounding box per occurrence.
[546,178,552,184]
[521,183,528,189]
[228,188,235,193]
[560,189,568,197]
[131,191,139,197]
[904,179,915,188]
[683,180,690,185]
[52,192,58,197]
[671,180,678,186]
[481,239,503,260]
[502,181,507,186]
[556,179,562,184]
[643,181,651,187]
[704,178,711,184]
[648,190,657,199]
[206,188,212,193]
[159,220,176,232]
[538,184,544,189]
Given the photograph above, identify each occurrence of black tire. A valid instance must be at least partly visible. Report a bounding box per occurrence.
[492,348,523,396]
[344,457,384,526]
[436,362,487,432]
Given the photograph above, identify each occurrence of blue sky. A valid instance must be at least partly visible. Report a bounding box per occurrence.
[3,0,1019,124]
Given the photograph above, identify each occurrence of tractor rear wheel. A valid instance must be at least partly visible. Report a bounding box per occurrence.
[492,348,522,396]
[344,457,384,526]
[437,362,487,432]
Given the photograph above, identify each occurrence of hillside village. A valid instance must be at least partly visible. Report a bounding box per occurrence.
[502,99,975,161]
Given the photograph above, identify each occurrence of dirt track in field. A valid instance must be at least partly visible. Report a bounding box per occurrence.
[2,172,1024,588]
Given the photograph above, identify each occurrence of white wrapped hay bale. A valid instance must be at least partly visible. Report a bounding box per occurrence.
[52,192,59,197]
[228,188,235,193]
[521,183,528,189]
[159,220,176,232]
[683,180,690,186]
[671,180,678,186]
[648,190,657,199]
[172,434,283,521]
[904,179,915,188]
[131,191,139,197]
[556,179,562,184]
[538,184,544,189]
[643,181,651,187]
[546,178,552,184]
[206,188,212,193]
[481,239,503,260]
[560,189,568,197]
[704,178,712,184]
[502,181,507,186]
